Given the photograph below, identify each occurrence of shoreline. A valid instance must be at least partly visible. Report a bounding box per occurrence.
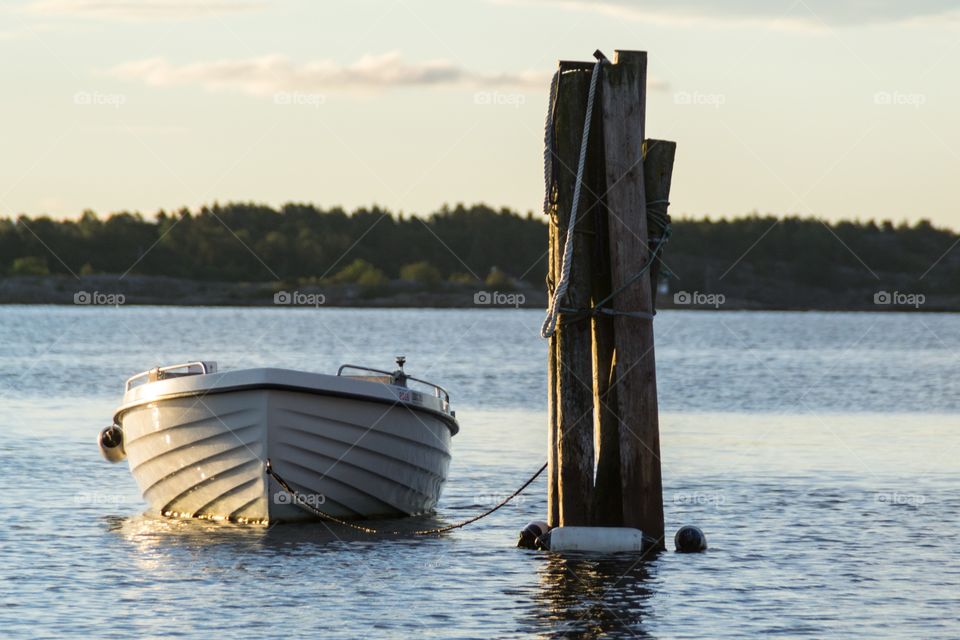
[0,274,954,312]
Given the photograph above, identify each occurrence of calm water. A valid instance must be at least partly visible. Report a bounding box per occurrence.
[1,306,959,638]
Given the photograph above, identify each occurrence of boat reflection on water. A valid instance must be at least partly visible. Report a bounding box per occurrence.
[105,514,288,573]
[102,514,456,636]
[531,553,656,639]
[105,514,659,637]
[106,511,454,550]
[105,511,457,580]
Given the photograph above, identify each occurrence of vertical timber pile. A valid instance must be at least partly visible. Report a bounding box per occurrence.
[547,198,560,528]
[546,49,675,547]
[600,50,664,547]
[549,62,598,526]
[643,139,677,309]
[589,80,620,529]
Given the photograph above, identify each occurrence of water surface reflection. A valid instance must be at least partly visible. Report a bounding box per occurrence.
[531,553,656,638]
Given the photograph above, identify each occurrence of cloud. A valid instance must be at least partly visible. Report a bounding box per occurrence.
[108,52,550,95]
[495,0,960,31]
[0,22,65,40]
[25,0,266,21]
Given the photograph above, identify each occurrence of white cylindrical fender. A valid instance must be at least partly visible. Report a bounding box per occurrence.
[547,526,645,553]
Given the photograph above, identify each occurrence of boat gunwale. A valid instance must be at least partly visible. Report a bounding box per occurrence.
[113,382,460,435]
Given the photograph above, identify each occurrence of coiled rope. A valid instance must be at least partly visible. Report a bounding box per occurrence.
[539,56,673,337]
[265,459,547,536]
[542,70,560,216]
[540,56,604,339]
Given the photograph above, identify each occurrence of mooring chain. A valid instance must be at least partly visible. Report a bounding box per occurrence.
[264,459,547,536]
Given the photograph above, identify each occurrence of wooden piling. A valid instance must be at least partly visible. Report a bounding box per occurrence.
[643,139,677,307]
[547,197,560,528]
[591,323,622,526]
[600,50,665,547]
[593,140,675,527]
[590,134,621,529]
[545,49,674,544]
[551,65,596,526]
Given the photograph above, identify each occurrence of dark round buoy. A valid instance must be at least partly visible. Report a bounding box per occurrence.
[98,424,126,463]
[517,520,551,550]
[674,525,707,553]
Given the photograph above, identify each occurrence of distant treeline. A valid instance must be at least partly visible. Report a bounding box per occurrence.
[0,203,546,286]
[1,203,958,307]
[666,215,960,306]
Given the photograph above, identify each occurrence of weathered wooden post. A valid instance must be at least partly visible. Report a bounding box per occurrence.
[600,50,664,547]
[589,118,621,529]
[543,49,675,550]
[547,222,560,528]
[592,140,675,529]
[643,139,677,307]
[549,62,599,527]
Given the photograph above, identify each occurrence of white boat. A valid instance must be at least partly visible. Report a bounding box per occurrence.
[99,358,458,524]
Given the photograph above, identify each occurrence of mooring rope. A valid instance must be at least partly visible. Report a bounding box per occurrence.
[546,205,672,328]
[592,225,671,310]
[540,57,604,339]
[543,70,560,216]
[538,56,674,334]
[265,459,547,536]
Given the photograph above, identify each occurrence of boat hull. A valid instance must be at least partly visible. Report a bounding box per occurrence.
[120,388,453,523]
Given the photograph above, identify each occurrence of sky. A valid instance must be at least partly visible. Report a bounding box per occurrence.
[1,0,958,226]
